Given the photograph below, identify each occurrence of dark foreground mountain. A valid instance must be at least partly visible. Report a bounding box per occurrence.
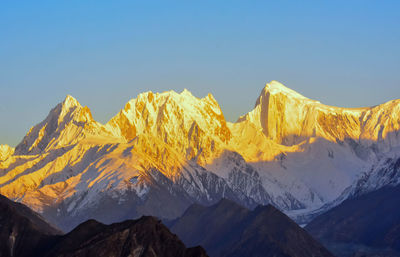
[0,194,62,257]
[306,185,400,257]
[168,198,334,257]
[0,194,208,257]
[44,216,208,257]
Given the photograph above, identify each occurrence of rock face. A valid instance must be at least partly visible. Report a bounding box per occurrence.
[168,199,334,257]
[0,194,208,257]
[306,185,400,257]
[0,194,62,257]
[1,81,400,230]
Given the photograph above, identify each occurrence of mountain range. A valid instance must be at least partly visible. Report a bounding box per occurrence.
[1,80,400,233]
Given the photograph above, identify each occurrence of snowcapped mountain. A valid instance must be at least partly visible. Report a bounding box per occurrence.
[228,81,400,207]
[1,81,399,230]
[106,89,231,164]
[236,81,400,150]
[15,95,119,156]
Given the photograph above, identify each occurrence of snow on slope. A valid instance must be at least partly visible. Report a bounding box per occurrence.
[1,81,400,230]
[0,92,252,230]
[351,146,400,196]
[228,81,400,204]
[106,89,231,165]
[15,95,120,156]
[235,81,400,150]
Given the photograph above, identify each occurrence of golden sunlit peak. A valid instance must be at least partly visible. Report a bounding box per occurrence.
[0,144,14,161]
[180,88,193,97]
[206,92,217,102]
[63,94,81,108]
[263,80,308,100]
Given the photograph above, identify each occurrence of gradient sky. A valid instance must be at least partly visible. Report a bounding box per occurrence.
[1,1,399,146]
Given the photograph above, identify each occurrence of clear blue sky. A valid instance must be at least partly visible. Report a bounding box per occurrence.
[1,1,399,146]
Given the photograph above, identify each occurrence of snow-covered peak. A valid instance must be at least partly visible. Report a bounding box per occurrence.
[109,89,225,133]
[265,80,308,98]
[106,88,230,163]
[14,95,109,155]
[56,95,95,125]
[234,81,400,151]
[180,88,193,97]
[0,144,14,161]
[255,81,309,106]
[63,95,81,109]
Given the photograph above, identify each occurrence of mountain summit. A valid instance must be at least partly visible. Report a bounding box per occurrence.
[256,80,310,104]
[0,144,14,161]
[14,95,110,155]
[106,89,231,163]
[237,81,400,147]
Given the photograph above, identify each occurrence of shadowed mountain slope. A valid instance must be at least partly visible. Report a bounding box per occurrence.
[168,199,334,257]
[0,194,62,257]
[306,185,400,257]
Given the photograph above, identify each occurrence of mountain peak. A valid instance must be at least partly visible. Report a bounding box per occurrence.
[258,81,308,103]
[0,144,14,161]
[57,95,94,124]
[108,87,230,149]
[14,95,101,155]
[62,95,81,110]
[180,88,193,97]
